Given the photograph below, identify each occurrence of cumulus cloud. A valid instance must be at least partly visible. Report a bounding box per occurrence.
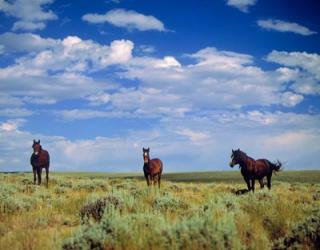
[280,92,304,107]
[266,50,320,96]
[267,50,320,79]
[226,0,257,13]
[0,0,57,31]
[0,34,134,105]
[1,35,318,123]
[0,32,58,53]
[118,47,291,110]
[1,111,320,171]
[82,8,167,32]
[175,129,210,143]
[257,19,317,36]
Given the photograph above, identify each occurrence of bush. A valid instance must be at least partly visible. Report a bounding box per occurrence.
[273,209,320,249]
[0,195,35,214]
[153,195,189,213]
[80,196,123,224]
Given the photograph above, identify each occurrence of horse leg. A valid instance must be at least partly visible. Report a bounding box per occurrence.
[158,173,161,189]
[152,175,156,187]
[267,174,272,190]
[45,167,49,187]
[33,167,37,184]
[244,178,251,191]
[244,179,251,191]
[251,179,255,193]
[37,168,42,185]
[259,179,264,189]
[145,173,150,186]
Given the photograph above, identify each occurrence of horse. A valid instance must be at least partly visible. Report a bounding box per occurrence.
[229,149,282,192]
[30,140,50,186]
[143,148,163,189]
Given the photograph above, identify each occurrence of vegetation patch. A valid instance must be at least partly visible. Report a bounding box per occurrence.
[0,171,319,250]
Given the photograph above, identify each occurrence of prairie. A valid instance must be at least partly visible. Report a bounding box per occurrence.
[0,171,319,250]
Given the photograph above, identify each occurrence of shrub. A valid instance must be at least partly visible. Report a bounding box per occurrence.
[153,195,189,213]
[0,195,35,214]
[80,196,123,224]
[273,209,320,249]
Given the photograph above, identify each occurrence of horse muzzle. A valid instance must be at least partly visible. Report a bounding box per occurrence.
[229,162,235,168]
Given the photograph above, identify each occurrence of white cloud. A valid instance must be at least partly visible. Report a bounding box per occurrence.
[3,110,320,171]
[56,109,112,120]
[0,34,134,105]
[0,108,33,117]
[257,19,317,36]
[12,20,46,31]
[291,79,320,95]
[0,121,18,132]
[138,45,156,54]
[0,0,57,31]
[0,32,58,53]
[154,56,181,68]
[267,50,320,79]
[118,47,291,110]
[109,39,134,64]
[82,8,167,32]
[266,50,320,96]
[280,92,304,107]
[86,92,111,106]
[176,129,210,143]
[226,0,257,13]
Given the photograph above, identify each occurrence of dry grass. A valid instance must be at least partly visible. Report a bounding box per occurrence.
[0,172,319,250]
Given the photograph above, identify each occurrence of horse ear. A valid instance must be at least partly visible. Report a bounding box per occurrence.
[237,148,240,151]
[147,147,150,151]
[232,149,234,153]
[38,140,40,144]
[33,139,36,143]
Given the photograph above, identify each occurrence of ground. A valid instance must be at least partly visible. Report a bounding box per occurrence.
[0,171,319,250]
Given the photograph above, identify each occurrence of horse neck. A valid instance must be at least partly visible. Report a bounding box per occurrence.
[144,157,151,167]
[240,154,256,170]
[238,153,249,169]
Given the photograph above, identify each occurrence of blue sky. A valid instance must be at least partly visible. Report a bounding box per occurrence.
[0,0,319,172]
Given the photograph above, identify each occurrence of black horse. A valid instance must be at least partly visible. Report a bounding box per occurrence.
[229,149,282,192]
[30,140,50,185]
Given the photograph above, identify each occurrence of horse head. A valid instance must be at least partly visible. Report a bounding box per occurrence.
[143,147,150,164]
[229,148,243,167]
[32,139,42,156]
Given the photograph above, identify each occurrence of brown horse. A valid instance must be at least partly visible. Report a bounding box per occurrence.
[30,140,50,186]
[143,148,163,189]
[229,149,282,192]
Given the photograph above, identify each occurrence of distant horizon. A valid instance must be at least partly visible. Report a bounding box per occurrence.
[2,168,320,174]
[1,0,319,172]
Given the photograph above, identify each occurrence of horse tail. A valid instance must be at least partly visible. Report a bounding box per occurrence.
[269,160,282,172]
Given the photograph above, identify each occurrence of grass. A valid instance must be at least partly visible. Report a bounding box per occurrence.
[0,171,319,250]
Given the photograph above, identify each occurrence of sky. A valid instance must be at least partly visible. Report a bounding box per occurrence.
[0,0,319,172]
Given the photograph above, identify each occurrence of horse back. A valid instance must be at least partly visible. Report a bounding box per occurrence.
[255,159,272,176]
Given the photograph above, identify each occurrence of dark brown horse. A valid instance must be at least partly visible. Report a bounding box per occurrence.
[229,149,282,192]
[30,140,50,186]
[143,148,163,189]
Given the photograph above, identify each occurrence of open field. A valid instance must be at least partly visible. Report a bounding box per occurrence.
[0,171,320,250]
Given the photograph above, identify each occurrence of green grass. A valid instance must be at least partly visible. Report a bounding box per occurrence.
[48,170,320,183]
[0,171,319,250]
